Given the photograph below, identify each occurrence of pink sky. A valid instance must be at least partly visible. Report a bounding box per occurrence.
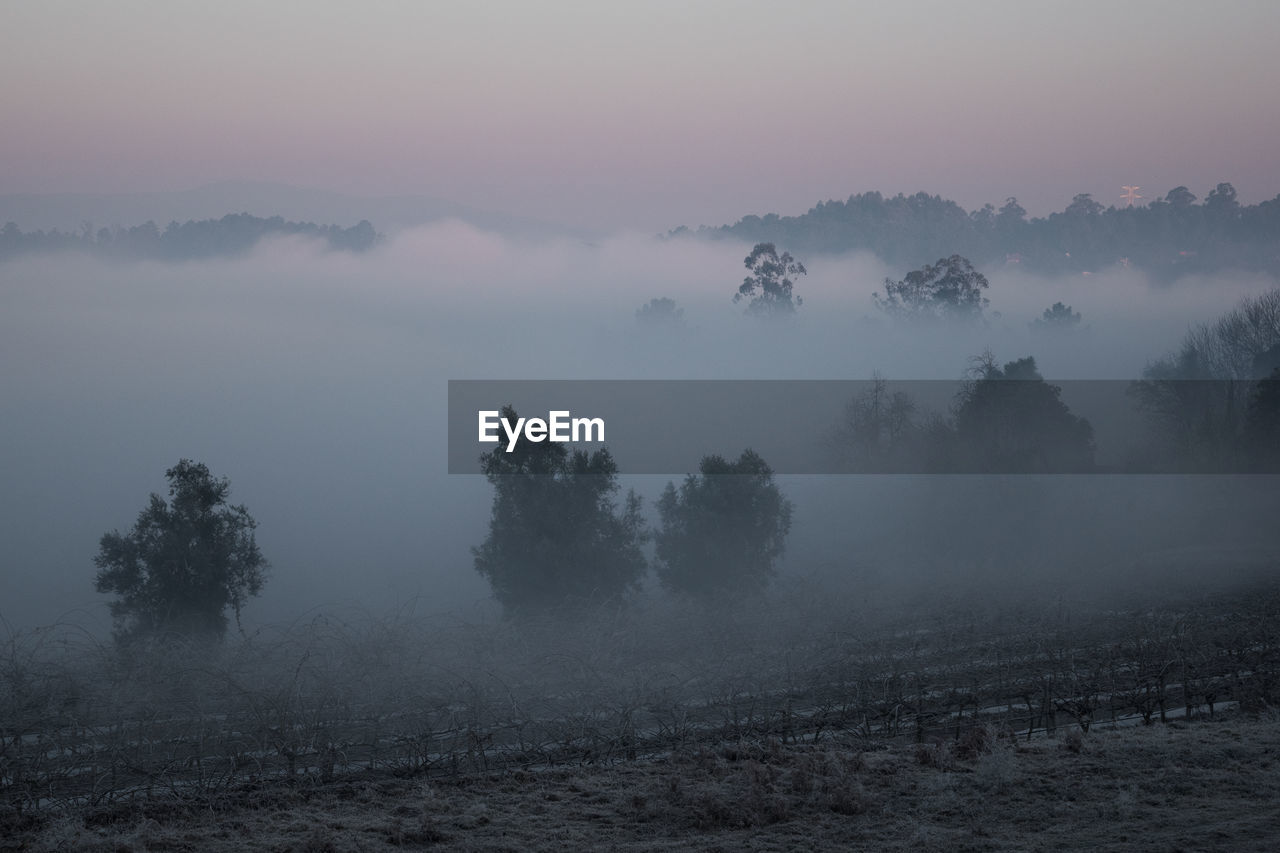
[3,0,1278,230]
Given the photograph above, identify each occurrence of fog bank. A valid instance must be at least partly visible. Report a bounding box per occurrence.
[2,225,1277,632]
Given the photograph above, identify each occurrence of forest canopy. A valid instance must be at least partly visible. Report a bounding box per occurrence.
[0,213,378,262]
[669,183,1280,280]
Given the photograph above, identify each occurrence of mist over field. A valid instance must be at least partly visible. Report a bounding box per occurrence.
[3,225,1277,633]
[6,2,1280,846]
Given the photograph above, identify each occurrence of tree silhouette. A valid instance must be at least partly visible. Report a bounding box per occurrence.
[655,450,792,600]
[1245,366,1280,472]
[94,460,267,643]
[636,297,685,326]
[1032,302,1083,332]
[875,255,990,323]
[951,356,1095,472]
[828,376,925,472]
[1205,182,1240,217]
[1165,186,1197,208]
[1064,193,1104,218]
[736,243,805,317]
[473,405,646,616]
[1132,288,1280,468]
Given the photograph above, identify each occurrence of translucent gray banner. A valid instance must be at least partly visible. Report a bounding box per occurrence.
[448,379,1279,474]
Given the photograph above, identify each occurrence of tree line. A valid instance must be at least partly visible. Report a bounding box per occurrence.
[92,437,795,640]
[828,357,1096,474]
[0,213,379,262]
[668,183,1280,280]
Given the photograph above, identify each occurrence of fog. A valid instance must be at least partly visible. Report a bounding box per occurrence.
[2,226,1277,634]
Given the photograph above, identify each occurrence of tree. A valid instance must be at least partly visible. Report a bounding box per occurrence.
[1244,366,1280,472]
[951,355,1095,472]
[970,203,996,230]
[735,243,805,317]
[1131,288,1280,468]
[636,297,685,326]
[1165,186,1197,208]
[1064,193,1104,218]
[1032,302,1083,332]
[1205,182,1239,217]
[473,405,646,616]
[997,196,1026,225]
[874,255,990,323]
[94,460,267,643]
[654,450,792,600]
[828,375,923,472]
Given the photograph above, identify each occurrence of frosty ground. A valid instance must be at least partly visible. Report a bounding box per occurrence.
[17,711,1280,852]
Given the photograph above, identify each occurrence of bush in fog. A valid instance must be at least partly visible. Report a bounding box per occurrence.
[735,243,805,317]
[473,405,647,616]
[93,459,268,643]
[654,450,793,600]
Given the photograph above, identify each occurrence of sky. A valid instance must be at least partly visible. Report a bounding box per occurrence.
[3,0,1279,231]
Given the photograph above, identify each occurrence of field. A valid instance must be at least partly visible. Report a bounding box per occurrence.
[4,572,1280,850]
[21,713,1280,851]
